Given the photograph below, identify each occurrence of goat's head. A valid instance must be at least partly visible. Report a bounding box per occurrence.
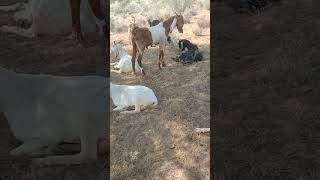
[130,16,136,24]
[175,14,184,33]
[111,40,125,59]
[111,40,124,50]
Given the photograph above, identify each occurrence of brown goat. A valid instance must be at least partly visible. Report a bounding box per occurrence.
[130,15,184,76]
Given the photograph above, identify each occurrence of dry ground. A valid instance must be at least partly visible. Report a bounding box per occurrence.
[110,10,210,180]
[213,0,320,179]
[0,0,108,179]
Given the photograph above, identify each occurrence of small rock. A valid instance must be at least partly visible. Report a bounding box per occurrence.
[170,144,175,149]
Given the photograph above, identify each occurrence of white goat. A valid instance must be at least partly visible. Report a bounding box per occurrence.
[0,0,103,38]
[110,40,142,74]
[110,82,158,113]
[0,67,108,165]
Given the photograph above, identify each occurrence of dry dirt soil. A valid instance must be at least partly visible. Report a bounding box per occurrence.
[110,10,210,180]
[0,0,108,179]
[213,0,320,179]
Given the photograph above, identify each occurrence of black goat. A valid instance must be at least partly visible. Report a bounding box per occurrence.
[147,19,161,27]
[230,0,273,14]
[172,39,203,64]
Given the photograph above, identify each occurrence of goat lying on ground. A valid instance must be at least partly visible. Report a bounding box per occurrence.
[147,19,161,27]
[0,0,106,47]
[0,67,108,165]
[178,39,199,52]
[172,39,203,64]
[110,82,158,114]
[130,14,184,76]
[110,40,142,74]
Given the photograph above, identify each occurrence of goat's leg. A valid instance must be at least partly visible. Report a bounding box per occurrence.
[131,44,138,76]
[137,52,145,75]
[32,134,97,166]
[128,30,132,45]
[10,140,47,156]
[158,45,165,69]
[110,69,122,74]
[70,0,90,48]
[120,104,141,114]
[160,44,166,67]
[160,50,165,67]
[113,105,127,111]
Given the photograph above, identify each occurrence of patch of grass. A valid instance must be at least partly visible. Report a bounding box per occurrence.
[193,25,203,36]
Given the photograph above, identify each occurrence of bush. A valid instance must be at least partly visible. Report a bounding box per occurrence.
[110,0,208,33]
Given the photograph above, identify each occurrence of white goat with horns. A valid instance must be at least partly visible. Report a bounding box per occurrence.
[110,40,142,74]
[110,82,158,113]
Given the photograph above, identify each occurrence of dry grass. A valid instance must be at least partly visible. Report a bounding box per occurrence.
[193,25,203,36]
[110,8,210,180]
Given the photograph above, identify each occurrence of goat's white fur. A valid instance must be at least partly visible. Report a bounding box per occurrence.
[0,67,107,165]
[148,17,177,46]
[110,82,158,113]
[195,128,210,133]
[110,40,142,74]
[0,0,102,38]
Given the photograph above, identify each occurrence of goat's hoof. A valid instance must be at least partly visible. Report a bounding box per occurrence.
[141,69,146,75]
[162,63,166,67]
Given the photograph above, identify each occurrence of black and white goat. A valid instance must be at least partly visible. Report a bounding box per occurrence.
[172,39,203,64]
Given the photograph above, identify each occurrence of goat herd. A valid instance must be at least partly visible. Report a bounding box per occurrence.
[0,0,206,167]
[110,14,203,114]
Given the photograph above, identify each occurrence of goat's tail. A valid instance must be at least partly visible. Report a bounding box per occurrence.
[131,26,139,43]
